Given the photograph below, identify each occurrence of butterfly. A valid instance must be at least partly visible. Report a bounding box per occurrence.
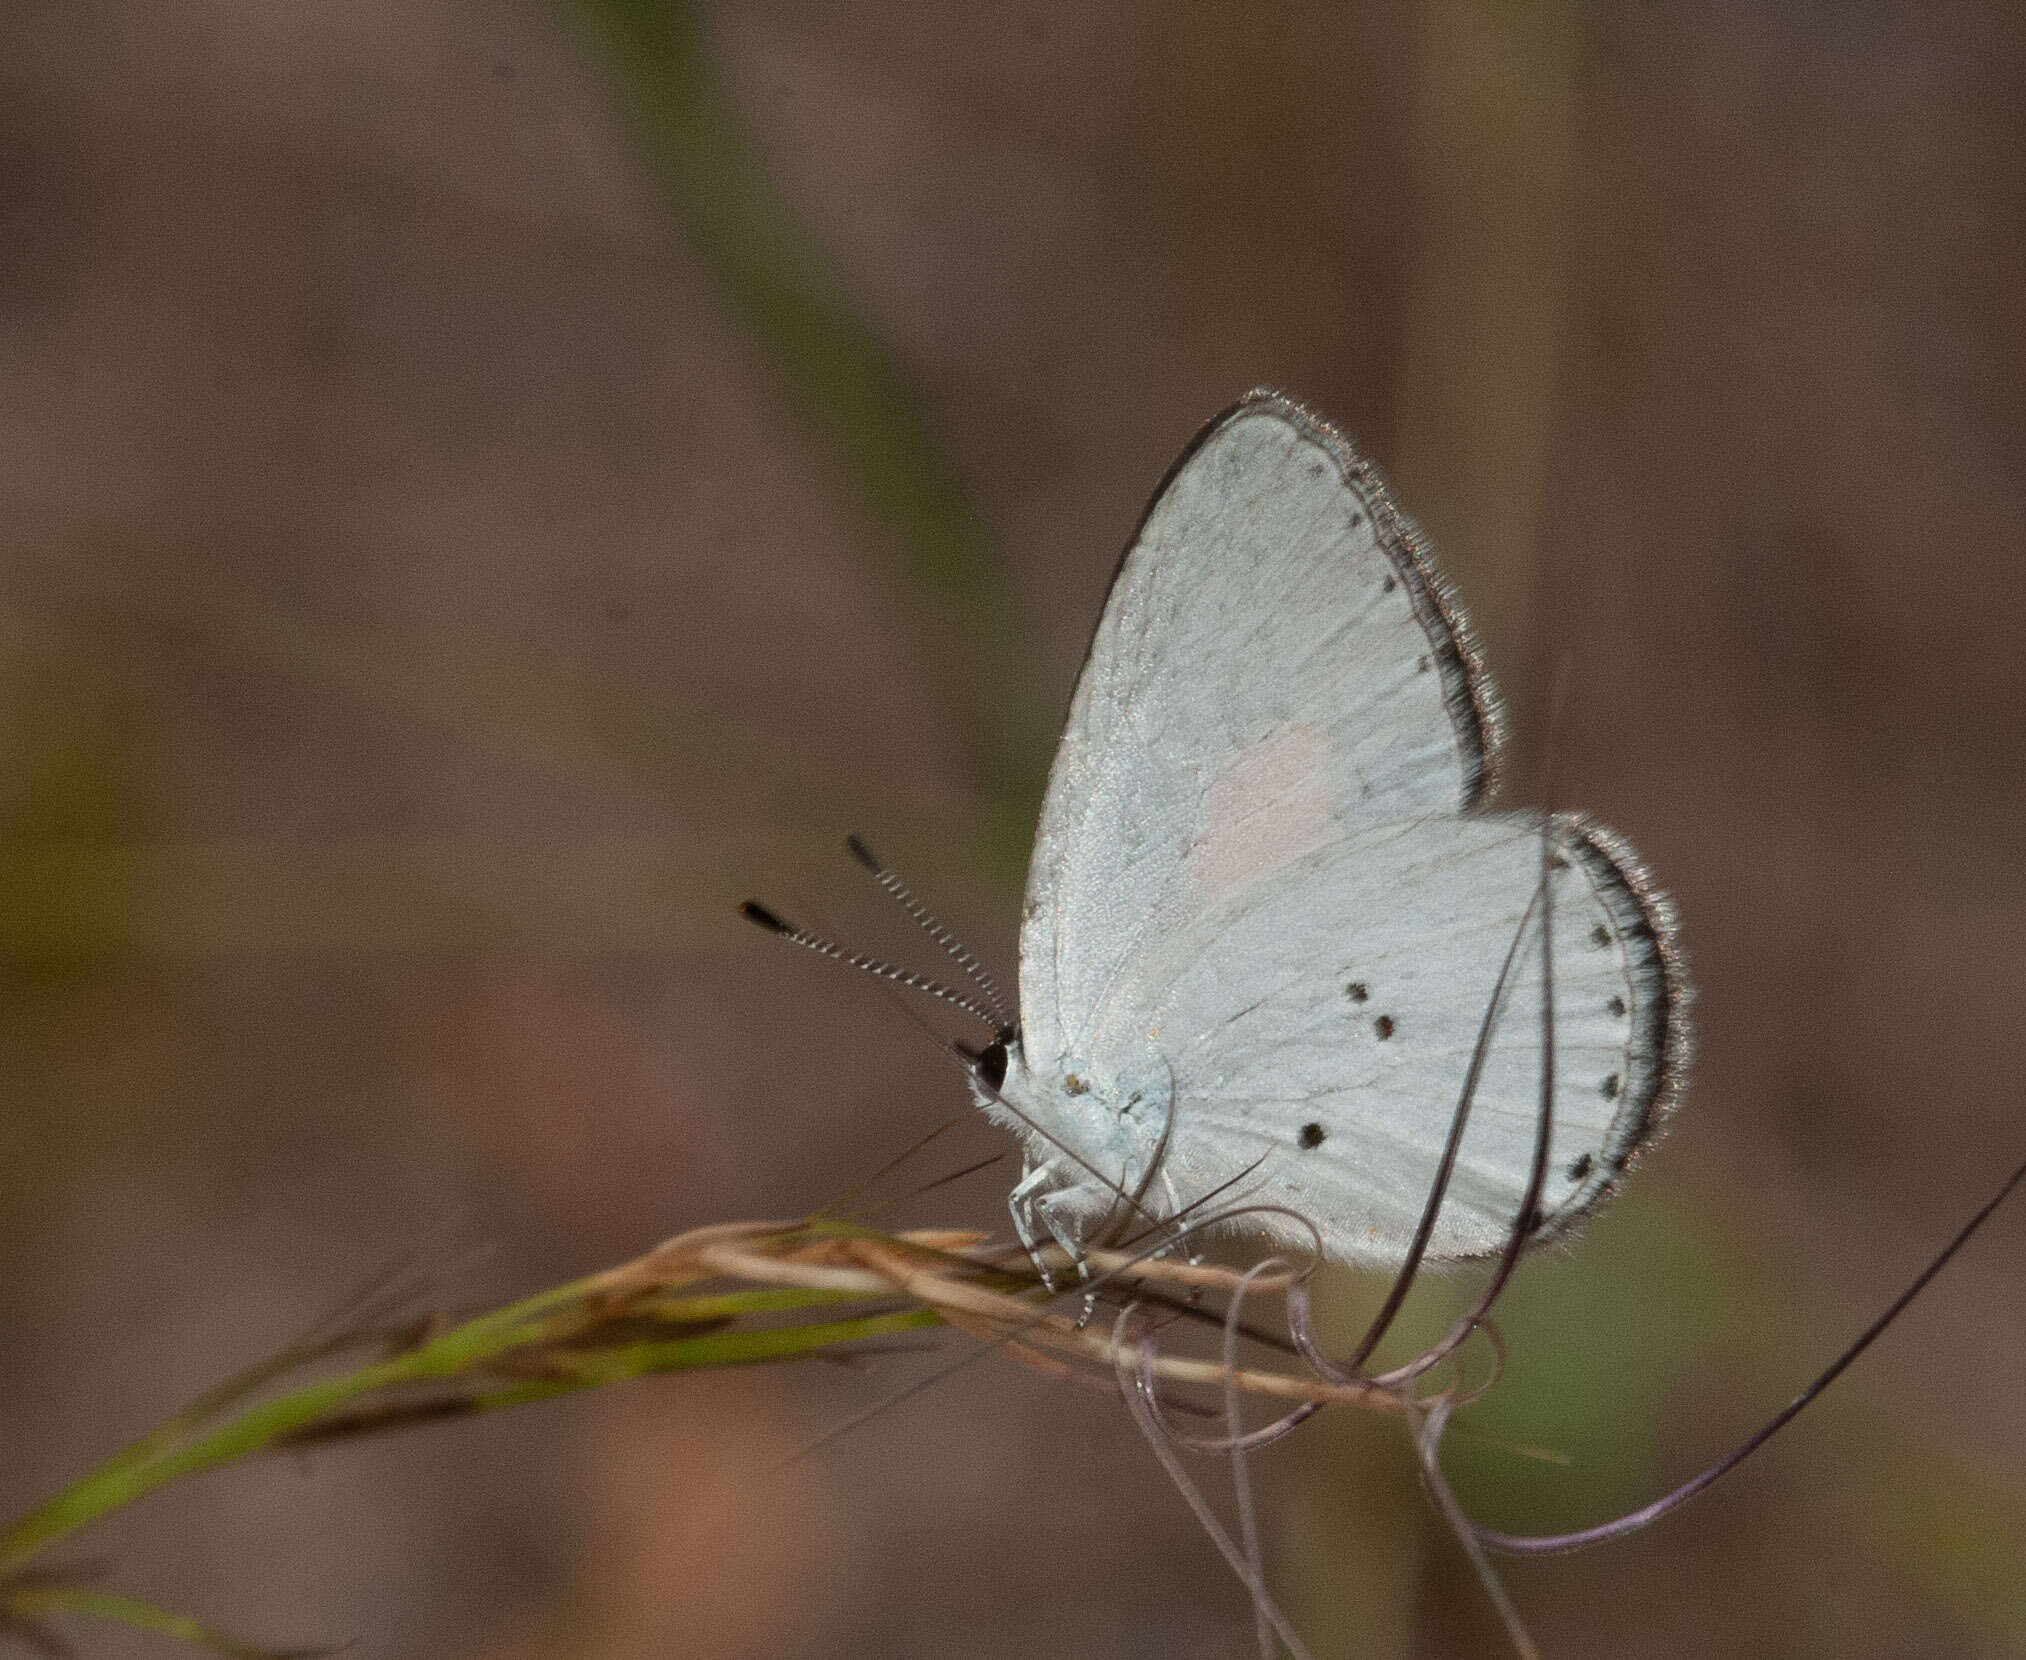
[962,390,1689,1271]
[743,392,2026,1654]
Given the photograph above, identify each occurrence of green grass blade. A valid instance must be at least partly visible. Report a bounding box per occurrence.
[5,1583,330,1659]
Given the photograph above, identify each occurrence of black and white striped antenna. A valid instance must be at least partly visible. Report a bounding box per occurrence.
[738,900,1002,1033]
[844,834,1013,1031]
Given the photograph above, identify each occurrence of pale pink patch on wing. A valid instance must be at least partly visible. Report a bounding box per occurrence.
[1192,722,1333,907]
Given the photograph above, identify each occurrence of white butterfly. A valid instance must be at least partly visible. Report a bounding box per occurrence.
[968,390,1688,1270]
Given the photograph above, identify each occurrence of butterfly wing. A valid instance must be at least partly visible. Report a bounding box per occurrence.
[1078,812,1683,1264]
[1020,391,1502,1070]
[1017,390,1685,1264]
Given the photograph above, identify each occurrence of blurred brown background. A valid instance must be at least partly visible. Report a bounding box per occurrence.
[3,3,2023,1656]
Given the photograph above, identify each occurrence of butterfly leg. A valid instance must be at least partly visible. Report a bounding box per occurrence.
[1011,1157,1120,1305]
[1008,1158,1078,1291]
[1039,1179,1140,1328]
[1153,1171,1208,1310]
[1158,1172,1206,1265]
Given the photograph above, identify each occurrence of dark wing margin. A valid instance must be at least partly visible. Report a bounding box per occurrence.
[1070,390,1505,816]
[1540,814,1693,1238]
[1107,387,1507,813]
[1244,388,1504,811]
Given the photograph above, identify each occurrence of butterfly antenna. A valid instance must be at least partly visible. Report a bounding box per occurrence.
[739,901,1001,1031]
[845,835,1013,1029]
[743,908,1131,1224]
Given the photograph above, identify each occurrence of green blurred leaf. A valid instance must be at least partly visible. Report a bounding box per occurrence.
[1846,1430,2026,1647]
[5,1583,330,1660]
[1440,1197,1726,1531]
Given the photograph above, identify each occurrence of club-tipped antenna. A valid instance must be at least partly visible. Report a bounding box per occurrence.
[740,901,1001,1031]
[845,834,1013,1030]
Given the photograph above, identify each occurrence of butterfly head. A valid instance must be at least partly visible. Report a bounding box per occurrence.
[967,1036,1175,1202]
[958,1030,1014,1093]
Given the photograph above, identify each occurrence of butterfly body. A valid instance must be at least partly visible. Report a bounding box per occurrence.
[974,1037,1175,1261]
[982,391,1687,1270]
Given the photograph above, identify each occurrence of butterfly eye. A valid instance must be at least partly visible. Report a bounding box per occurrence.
[974,1041,1008,1092]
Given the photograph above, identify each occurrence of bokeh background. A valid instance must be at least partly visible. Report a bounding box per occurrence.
[4,3,2024,1656]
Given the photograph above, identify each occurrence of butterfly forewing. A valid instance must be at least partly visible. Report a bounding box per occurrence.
[1020,393,1500,1070]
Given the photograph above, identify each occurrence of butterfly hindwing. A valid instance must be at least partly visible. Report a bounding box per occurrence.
[1078,813,1681,1263]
